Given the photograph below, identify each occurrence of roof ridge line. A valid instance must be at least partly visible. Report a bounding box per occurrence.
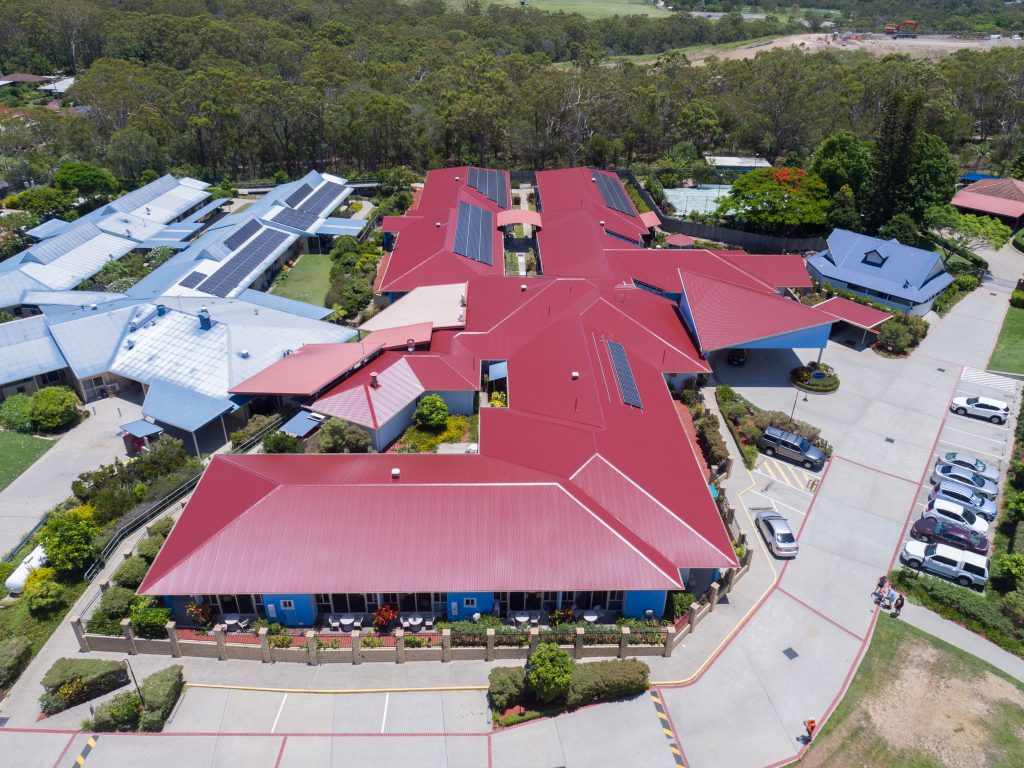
[596,296,708,372]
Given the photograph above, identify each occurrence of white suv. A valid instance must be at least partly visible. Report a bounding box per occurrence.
[900,540,989,588]
[950,396,1009,424]
[922,498,990,536]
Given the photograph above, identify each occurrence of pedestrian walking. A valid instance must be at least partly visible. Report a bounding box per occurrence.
[803,718,817,742]
[892,592,905,618]
[873,575,886,603]
[886,586,897,610]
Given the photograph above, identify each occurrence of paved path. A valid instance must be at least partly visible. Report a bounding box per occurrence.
[0,394,142,557]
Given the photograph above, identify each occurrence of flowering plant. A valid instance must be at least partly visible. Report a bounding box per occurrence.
[185,601,214,628]
[373,604,399,632]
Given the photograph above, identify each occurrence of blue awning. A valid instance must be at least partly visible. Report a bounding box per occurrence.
[183,197,230,223]
[280,411,322,438]
[488,361,508,381]
[120,419,164,438]
[143,379,234,432]
[313,218,367,237]
[960,172,997,183]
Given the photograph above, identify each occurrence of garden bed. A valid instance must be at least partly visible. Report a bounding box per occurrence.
[790,361,840,393]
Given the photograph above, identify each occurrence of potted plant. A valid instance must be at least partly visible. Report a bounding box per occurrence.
[373,604,398,633]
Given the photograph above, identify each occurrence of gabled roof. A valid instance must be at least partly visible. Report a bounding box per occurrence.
[807,229,953,303]
[229,342,383,397]
[952,178,1024,219]
[0,315,68,385]
[813,297,891,331]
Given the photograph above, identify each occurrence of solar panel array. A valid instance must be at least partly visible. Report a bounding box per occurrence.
[606,340,643,409]
[273,208,319,232]
[285,183,313,209]
[223,219,261,251]
[198,229,291,298]
[179,271,207,289]
[467,168,509,209]
[594,172,635,217]
[453,202,493,266]
[298,182,345,216]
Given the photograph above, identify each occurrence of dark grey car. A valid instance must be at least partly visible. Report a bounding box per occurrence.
[756,425,825,470]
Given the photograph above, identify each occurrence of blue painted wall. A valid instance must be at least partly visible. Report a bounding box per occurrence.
[262,594,315,627]
[623,590,667,619]
[373,399,418,451]
[434,390,476,415]
[676,285,702,350]
[740,323,831,350]
[447,592,494,619]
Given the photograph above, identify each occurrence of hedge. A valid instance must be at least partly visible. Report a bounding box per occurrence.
[566,659,650,708]
[40,658,127,714]
[0,637,32,689]
[488,666,527,711]
[147,516,175,538]
[139,665,184,731]
[136,534,165,563]
[87,691,141,732]
[112,556,149,589]
[86,585,136,635]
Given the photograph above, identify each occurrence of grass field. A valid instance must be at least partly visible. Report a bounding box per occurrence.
[271,253,333,307]
[0,431,52,493]
[458,0,668,18]
[799,617,1024,767]
[988,305,1024,375]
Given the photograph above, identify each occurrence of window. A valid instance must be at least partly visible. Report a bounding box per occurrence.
[608,591,624,611]
[316,594,331,613]
[463,597,477,608]
[862,249,887,266]
[219,595,239,613]
[964,564,985,577]
[280,599,295,610]
[236,595,255,614]
[932,556,956,567]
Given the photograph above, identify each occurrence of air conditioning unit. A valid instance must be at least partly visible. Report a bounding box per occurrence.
[308,413,326,423]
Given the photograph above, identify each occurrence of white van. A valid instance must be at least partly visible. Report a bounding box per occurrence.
[900,540,989,588]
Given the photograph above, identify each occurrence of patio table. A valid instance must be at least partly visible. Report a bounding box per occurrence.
[223,613,240,630]
[407,614,423,628]
[583,611,599,624]
[513,613,530,625]
[339,614,355,628]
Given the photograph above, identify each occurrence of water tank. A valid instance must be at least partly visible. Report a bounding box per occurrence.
[5,544,47,596]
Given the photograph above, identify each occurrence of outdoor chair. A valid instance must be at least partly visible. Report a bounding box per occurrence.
[236,618,250,631]
[401,617,411,630]
[529,614,540,626]
[353,616,363,630]
[424,616,435,630]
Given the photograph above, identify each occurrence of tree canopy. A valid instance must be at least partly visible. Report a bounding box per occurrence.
[716,167,830,235]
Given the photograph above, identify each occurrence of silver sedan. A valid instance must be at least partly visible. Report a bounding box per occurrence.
[930,464,998,500]
[755,510,799,558]
[934,452,1000,484]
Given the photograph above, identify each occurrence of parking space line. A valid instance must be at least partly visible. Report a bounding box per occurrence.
[936,439,1005,462]
[752,470,815,496]
[273,736,288,768]
[945,424,1010,440]
[271,693,288,733]
[746,490,806,517]
[50,733,76,768]
[777,588,863,642]
[380,692,390,734]
[832,455,917,484]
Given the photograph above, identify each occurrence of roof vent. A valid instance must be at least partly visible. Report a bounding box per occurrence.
[407,338,415,353]
[571,371,580,380]
[198,309,212,330]
[591,176,597,182]
[458,311,465,323]
[391,467,401,479]
[460,294,466,307]
[520,284,527,292]
[90,303,97,311]
[370,372,380,387]
[128,323,137,333]
[239,349,250,359]
[435,221,442,228]
[599,220,605,226]
[455,176,460,182]
[145,206,151,216]
[156,304,166,316]
[126,339,135,350]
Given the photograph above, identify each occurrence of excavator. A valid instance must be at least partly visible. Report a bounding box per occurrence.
[884,19,919,38]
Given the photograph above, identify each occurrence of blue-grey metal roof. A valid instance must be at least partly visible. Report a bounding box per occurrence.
[807,229,954,304]
[120,419,164,438]
[314,218,367,237]
[48,304,137,378]
[0,269,47,309]
[281,410,322,438]
[26,218,71,240]
[182,198,229,223]
[0,315,68,385]
[237,288,333,320]
[143,378,234,432]
[126,258,197,300]
[21,289,126,308]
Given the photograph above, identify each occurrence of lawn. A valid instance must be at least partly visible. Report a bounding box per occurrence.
[446,0,668,18]
[988,305,1024,375]
[0,430,53,493]
[799,617,1024,768]
[270,253,333,307]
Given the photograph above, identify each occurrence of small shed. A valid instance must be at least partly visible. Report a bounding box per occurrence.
[120,419,164,455]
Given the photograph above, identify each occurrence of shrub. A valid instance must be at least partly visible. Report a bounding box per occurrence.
[30,386,79,431]
[694,414,729,466]
[361,636,384,648]
[89,691,141,732]
[1011,291,1024,309]
[91,484,136,524]
[494,709,543,727]
[23,566,56,592]
[404,635,428,648]
[40,658,127,714]
[138,665,184,731]
[263,431,303,453]
[527,642,573,704]
[489,391,507,408]
[147,515,175,538]
[136,534,165,563]
[230,413,275,448]
[414,394,448,430]
[96,586,136,620]
[488,666,527,711]
[269,634,296,649]
[112,556,149,589]
[671,591,696,619]
[0,637,32,689]
[373,603,398,632]
[318,417,371,453]
[1,393,35,432]
[1003,591,1024,628]
[954,274,979,292]
[24,578,64,617]
[991,553,1024,591]
[566,659,650,708]
[130,599,172,638]
[716,385,735,404]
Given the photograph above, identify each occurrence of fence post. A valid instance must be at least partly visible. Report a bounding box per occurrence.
[618,627,630,659]
[528,628,540,654]
[395,629,405,664]
[663,627,676,658]
[213,624,227,660]
[120,618,138,655]
[258,628,271,663]
[98,580,110,593]
[574,627,585,659]
[708,582,721,612]
[441,629,451,663]
[122,548,133,561]
[70,616,90,653]
[688,602,700,630]
[485,628,495,661]
[305,631,317,665]
[165,621,181,658]
[351,630,362,665]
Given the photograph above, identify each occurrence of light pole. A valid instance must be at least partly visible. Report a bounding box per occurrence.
[121,658,145,706]
[790,390,808,421]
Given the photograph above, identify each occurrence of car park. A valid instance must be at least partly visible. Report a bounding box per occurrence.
[930,464,998,501]
[900,540,989,588]
[910,517,989,556]
[922,498,990,535]
[754,510,799,558]
[950,395,1009,424]
[756,425,825,470]
[934,452,1000,484]
[929,482,998,522]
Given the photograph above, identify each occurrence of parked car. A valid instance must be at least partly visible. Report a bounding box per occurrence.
[755,510,799,558]
[910,517,989,556]
[900,540,989,588]
[929,481,998,522]
[756,426,825,470]
[727,348,747,366]
[930,464,998,501]
[934,452,1000,484]
[922,497,990,535]
[950,395,1009,424]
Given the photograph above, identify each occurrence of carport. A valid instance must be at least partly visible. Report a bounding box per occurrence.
[813,297,891,346]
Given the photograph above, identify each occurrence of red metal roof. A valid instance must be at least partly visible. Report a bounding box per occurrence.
[639,211,661,228]
[229,342,382,396]
[495,209,542,228]
[951,189,1024,219]
[717,253,814,289]
[361,322,433,350]
[813,297,891,330]
[666,234,695,248]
